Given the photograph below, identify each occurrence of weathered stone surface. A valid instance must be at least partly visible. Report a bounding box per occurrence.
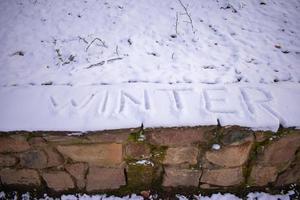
[0,137,30,153]
[57,143,123,166]
[28,137,47,147]
[86,167,126,191]
[42,171,75,192]
[201,167,244,187]
[276,167,300,186]
[275,154,300,186]
[43,135,89,144]
[125,143,151,159]
[0,155,17,167]
[249,165,278,186]
[20,150,47,169]
[44,147,64,167]
[222,128,254,145]
[162,167,201,187]
[87,131,131,143]
[0,168,40,186]
[163,147,198,165]
[65,163,88,189]
[146,127,213,146]
[205,141,253,167]
[258,134,300,167]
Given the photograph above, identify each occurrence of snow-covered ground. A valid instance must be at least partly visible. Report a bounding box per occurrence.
[0,190,298,200]
[0,0,299,131]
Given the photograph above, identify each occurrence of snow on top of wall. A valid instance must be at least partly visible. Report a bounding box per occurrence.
[0,0,299,132]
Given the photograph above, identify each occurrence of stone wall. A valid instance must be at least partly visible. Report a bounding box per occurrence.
[0,126,299,195]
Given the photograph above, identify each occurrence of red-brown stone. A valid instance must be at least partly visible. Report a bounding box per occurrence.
[65,163,88,189]
[42,171,75,192]
[0,136,30,153]
[201,167,244,186]
[0,168,40,186]
[162,167,201,187]
[86,167,126,191]
[146,127,213,146]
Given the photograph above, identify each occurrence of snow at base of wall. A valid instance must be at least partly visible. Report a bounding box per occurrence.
[0,190,297,200]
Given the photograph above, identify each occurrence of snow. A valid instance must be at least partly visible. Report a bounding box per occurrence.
[0,0,299,132]
[212,144,221,150]
[0,191,297,200]
[0,83,299,132]
[0,192,5,199]
[134,160,154,166]
[61,194,143,200]
[246,190,295,200]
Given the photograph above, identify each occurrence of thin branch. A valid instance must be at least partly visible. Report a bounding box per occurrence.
[85,38,107,52]
[107,57,123,63]
[171,52,175,60]
[115,45,119,56]
[177,0,195,33]
[175,12,179,35]
[78,36,88,44]
[86,60,105,69]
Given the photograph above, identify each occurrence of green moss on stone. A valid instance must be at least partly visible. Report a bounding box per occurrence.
[128,127,145,143]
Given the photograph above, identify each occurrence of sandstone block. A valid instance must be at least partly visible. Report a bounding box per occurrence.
[258,134,300,167]
[42,171,75,192]
[0,137,30,153]
[163,167,201,187]
[205,141,253,167]
[28,137,47,147]
[20,150,47,169]
[222,128,254,145]
[201,167,244,187]
[87,131,130,143]
[146,127,213,146]
[43,135,89,144]
[276,155,300,186]
[163,147,198,165]
[44,147,64,167]
[249,165,278,186]
[0,155,17,167]
[0,168,40,186]
[57,143,123,166]
[65,163,88,189]
[86,167,126,191]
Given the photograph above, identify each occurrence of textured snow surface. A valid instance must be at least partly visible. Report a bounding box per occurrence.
[0,190,295,200]
[0,0,299,132]
[0,0,299,86]
[0,83,299,132]
[0,190,297,200]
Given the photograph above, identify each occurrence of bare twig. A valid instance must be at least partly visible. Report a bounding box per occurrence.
[86,60,105,69]
[10,51,25,57]
[85,38,107,52]
[171,52,175,60]
[175,12,179,34]
[115,45,119,56]
[107,57,123,63]
[177,0,195,33]
[78,36,88,44]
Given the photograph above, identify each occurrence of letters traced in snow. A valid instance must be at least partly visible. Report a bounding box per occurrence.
[0,0,299,132]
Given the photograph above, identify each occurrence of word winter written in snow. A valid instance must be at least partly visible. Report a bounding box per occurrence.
[49,86,280,119]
